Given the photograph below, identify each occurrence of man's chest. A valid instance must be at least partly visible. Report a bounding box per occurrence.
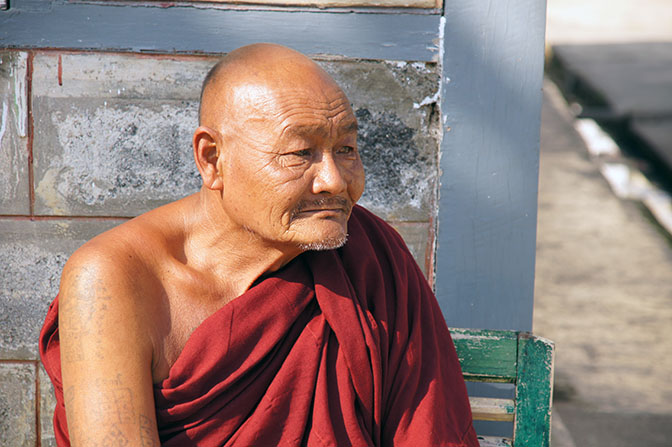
[149,272,238,383]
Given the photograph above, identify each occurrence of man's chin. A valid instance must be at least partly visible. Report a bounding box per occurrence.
[298,234,348,252]
[290,219,349,252]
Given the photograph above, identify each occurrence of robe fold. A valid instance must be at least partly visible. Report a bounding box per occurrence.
[40,205,478,446]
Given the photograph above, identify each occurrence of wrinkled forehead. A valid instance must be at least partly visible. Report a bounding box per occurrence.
[234,79,349,110]
[228,80,356,130]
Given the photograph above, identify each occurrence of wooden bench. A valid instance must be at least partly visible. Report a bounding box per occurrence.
[450,328,555,447]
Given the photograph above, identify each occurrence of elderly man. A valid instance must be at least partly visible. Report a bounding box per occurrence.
[40,43,478,446]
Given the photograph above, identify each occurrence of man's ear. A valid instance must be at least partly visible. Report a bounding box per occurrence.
[193,126,223,190]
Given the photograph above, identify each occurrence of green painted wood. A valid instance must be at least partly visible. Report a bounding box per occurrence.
[513,333,554,447]
[450,328,518,382]
[451,329,554,446]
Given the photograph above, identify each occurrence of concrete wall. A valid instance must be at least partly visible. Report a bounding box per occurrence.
[0,49,441,445]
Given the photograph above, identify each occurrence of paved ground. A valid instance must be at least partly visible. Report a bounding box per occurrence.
[534,82,672,446]
[539,3,672,445]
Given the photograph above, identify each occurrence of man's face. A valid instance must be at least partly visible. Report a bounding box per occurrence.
[215,78,365,252]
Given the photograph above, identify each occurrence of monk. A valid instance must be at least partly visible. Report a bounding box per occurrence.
[40,43,478,446]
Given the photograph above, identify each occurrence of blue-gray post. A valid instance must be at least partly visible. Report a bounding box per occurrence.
[435,0,547,331]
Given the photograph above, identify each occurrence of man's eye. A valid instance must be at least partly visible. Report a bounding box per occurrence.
[338,146,354,153]
[280,149,312,167]
[284,149,312,158]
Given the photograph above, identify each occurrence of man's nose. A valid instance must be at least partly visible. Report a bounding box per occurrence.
[311,153,348,195]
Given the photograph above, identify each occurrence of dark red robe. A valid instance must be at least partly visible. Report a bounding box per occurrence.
[40,205,478,446]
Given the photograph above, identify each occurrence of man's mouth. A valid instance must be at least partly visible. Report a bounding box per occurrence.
[291,197,351,219]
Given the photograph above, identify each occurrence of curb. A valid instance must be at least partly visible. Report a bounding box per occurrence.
[544,79,672,239]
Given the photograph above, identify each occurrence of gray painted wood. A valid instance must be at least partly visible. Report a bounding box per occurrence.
[0,1,440,61]
[435,0,547,331]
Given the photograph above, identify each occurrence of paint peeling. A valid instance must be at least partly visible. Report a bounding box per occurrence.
[438,15,446,72]
[451,332,508,341]
[11,53,28,137]
[0,52,30,214]
[35,167,68,215]
[413,90,440,109]
[410,62,431,73]
[0,101,7,145]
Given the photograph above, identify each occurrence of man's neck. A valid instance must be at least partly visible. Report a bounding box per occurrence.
[179,188,302,300]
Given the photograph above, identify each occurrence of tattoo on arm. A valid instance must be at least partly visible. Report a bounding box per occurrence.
[65,380,141,446]
[139,415,159,447]
[101,424,130,447]
[60,271,113,363]
[98,388,135,425]
[61,269,159,445]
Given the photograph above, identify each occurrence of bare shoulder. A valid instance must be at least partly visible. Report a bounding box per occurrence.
[58,199,193,364]
[61,217,157,310]
[60,198,184,302]
[58,219,158,363]
[64,202,190,341]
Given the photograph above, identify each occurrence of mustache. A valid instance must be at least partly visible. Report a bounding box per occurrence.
[292,197,352,218]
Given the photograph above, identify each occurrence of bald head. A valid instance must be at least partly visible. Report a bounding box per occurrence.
[191,43,364,255]
[198,43,345,128]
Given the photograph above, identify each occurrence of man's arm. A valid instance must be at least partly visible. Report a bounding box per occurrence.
[59,246,161,446]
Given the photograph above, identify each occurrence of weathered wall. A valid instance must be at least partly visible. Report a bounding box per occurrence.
[0,49,440,445]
